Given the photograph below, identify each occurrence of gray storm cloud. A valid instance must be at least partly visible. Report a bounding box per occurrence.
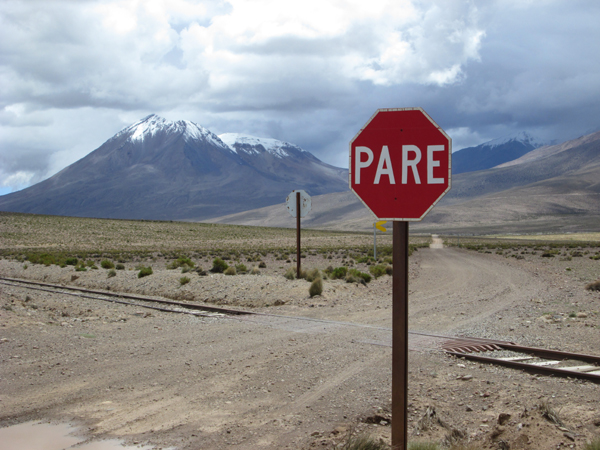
[1,0,599,193]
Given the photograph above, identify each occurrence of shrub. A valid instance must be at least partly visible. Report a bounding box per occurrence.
[369,264,388,278]
[101,260,115,269]
[224,266,237,276]
[75,265,87,272]
[179,276,191,285]
[138,266,153,278]
[115,263,125,270]
[284,268,296,280]
[331,266,348,280]
[235,263,247,273]
[585,279,600,291]
[583,437,600,450]
[408,443,439,450]
[65,257,78,266]
[346,268,371,284]
[250,266,260,275]
[167,257,195,270]
[259,261,267,268]
[39,253,56,266]
[356,256,375,264]
[305,268,321,282]
[211,257,228,273]
[107,269,117,278]
[309,277,323,297]
[340,433,390,450]
[85,260,95,267]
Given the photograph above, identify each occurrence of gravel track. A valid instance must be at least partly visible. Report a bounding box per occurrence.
[1,246,599,449]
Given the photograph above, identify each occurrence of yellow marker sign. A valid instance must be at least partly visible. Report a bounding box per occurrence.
[375,220,387,232]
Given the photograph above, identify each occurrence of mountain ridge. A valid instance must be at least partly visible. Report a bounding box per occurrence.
[452,131,547,175]
[207,130,600,233]
[0,115,348,221]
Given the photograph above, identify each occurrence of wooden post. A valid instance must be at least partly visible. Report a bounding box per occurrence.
[296,191,301,277]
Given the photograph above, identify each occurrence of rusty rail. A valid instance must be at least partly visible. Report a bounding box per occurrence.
[3,276,600,383]
[441,337,600,383]
[0,276,252,317]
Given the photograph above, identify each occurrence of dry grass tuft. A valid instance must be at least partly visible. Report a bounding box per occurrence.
[340,433,389,450]
[539,400,565,427]
[137,266,153,278]
[447,443,483,450]
[408,442,439,450]
[308,277,323,297]
[583,437,600,450]
[585,279,600,291]
[305,268,321,282]
[415,406,448,433]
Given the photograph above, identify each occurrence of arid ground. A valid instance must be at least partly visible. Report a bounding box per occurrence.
[1,213,599,449]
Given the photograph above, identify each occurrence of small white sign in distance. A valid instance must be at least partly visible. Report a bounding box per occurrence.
[286,190,312,218]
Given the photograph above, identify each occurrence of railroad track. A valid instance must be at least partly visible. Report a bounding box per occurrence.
[0,276,250,318]
[2,276,599,383]
[441,337,600,383]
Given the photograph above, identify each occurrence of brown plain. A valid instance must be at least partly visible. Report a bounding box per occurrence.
[1,212,599,449]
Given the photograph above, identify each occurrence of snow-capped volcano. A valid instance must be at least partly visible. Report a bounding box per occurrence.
[0,115,348,221]
[219,133,306,158]
[483,131,547,150]
[118,114,230,150]
[453,131,548,175]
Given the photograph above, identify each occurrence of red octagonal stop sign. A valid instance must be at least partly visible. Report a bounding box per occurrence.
[349,108,451,221]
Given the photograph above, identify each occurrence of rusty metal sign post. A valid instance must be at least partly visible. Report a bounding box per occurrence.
[392,221,409,449]
[285,190,312,276]
[349,108,451,449]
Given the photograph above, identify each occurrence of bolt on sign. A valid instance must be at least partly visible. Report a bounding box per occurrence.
[349,108,451,450]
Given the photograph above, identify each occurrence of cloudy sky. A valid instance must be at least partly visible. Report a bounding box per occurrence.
[1,0,599,195]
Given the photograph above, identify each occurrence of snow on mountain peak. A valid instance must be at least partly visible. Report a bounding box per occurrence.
[218,133,305,158]
[484,131,546,149]
[126,114,169,141]
[179,120,229,149]
[119,114,229,149]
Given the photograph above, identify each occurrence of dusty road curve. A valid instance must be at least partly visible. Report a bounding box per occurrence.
[409,247,538,333]
[2,245,599,449]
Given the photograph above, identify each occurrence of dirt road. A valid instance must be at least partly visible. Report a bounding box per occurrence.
[1,246,599,449]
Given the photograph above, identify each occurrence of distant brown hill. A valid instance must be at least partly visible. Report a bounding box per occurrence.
[207,131,600,234]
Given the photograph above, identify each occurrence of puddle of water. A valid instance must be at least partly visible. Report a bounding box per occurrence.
[0,421,158,450]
